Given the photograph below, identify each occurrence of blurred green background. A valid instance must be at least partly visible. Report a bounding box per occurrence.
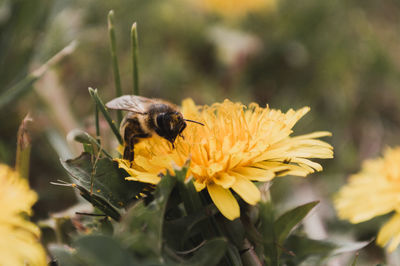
[1,0,400,264]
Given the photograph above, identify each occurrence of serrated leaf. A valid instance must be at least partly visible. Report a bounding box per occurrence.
[275,201,319,246]
[61,152,149,210]
[76,185,121,221]
[116,172,177,258]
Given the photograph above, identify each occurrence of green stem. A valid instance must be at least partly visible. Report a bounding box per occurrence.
[95,104,100,144]
[88,87,122,144]
[15,114,32,180]
[131,22,139,95]
[108,10,123,126]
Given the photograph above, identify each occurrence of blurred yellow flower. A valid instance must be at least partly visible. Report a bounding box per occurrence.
[0,164,46,266]
[335,147,400,252]
[117,99,333,220]
[199,0,276,17]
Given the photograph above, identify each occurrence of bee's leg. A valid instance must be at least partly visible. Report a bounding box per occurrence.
[123,134,150,161]
[123,136,136,162]
[123,145,134,162]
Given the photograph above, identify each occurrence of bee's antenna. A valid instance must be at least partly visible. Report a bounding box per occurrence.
[184,119,204,126]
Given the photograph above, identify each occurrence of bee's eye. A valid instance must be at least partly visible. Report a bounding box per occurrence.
[157,113,173,131]
[156,114,165,129]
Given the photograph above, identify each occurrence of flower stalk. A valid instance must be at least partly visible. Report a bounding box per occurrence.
[16,114,32,180]
[108,10,123,126]
[131,22,139,95]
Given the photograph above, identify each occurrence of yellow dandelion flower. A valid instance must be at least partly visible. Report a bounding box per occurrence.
[193,0,276,18]
[116,99,333,220]
[0,164,46,266]
[335,147,400,252]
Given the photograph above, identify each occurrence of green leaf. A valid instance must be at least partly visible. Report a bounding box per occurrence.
[116,172,177,258]
[61,152,149,219]
[218,218,245,249]
[280,235,336,265]
[274,201,319,246]
[164,204,218,250]
[184,238,228,266]
[76,185,121,221]
[49,245,85,266]
[99,217,114,236]
[176,168,203,216]
[73,235,138,266]
[258,201,278,266]
[225,243,243,266]
[331,239,371,256]
[175,168,218,241]
[50,235,140,266]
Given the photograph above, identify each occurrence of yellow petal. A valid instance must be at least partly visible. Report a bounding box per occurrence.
[214,173,236,188]
[285,107,310,128]
[193,180,206,191]
[116,158,161,184]
[233,167,275,181]
[291,158,323,171]
[377,213,400,252]
[125,172,160,184]
[292,131,332,140]
[115,158,131,170]
[207,163,224,177]
[334,170,400,223]
[207,183,240,220]
[231,174,261,205]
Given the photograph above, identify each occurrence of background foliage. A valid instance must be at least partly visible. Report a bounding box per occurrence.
[2,0,400,264]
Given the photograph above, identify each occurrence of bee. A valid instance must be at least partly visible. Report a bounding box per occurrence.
[106,95,204,161]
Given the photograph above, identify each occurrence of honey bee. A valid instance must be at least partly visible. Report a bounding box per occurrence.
[106,95,203,161]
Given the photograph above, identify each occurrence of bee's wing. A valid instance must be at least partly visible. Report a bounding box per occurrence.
[105,95,154,114]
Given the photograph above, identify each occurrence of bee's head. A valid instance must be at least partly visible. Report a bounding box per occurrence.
[155,112,186,146]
